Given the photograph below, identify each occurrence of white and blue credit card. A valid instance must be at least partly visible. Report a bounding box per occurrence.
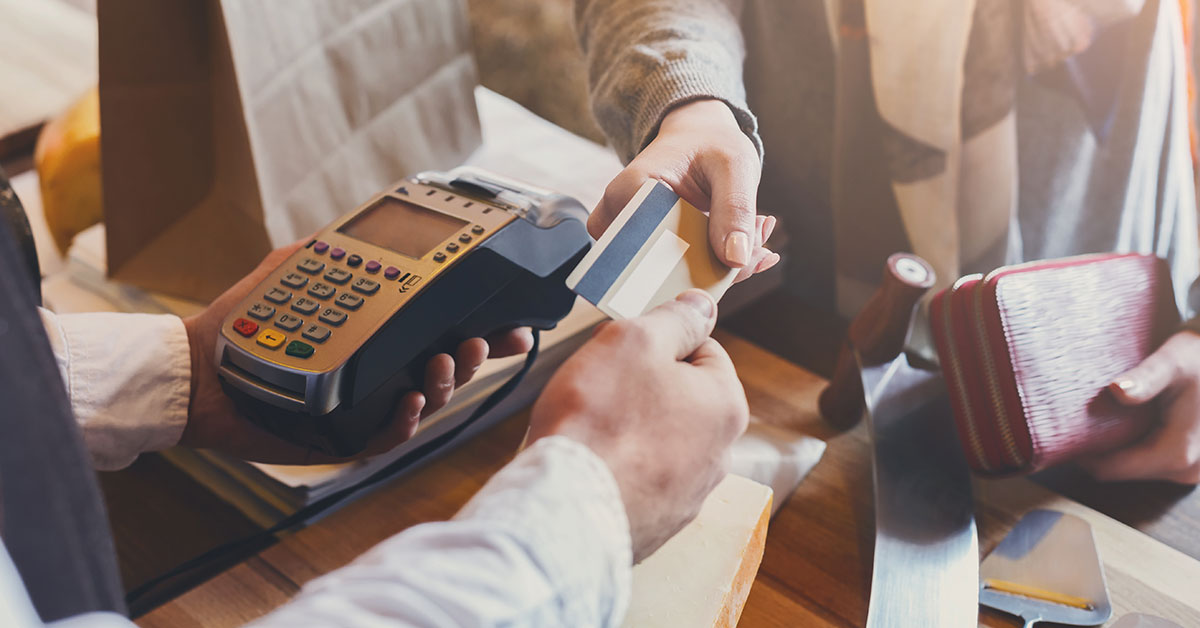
[566,179,736,319]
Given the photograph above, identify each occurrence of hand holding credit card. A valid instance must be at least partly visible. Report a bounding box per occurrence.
[567,180,737,319]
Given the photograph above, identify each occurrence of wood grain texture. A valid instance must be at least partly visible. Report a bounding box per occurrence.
[134,331,1200,627]
[99,454,268,614]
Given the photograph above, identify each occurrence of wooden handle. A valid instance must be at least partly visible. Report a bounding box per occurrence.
[818,253,935,429]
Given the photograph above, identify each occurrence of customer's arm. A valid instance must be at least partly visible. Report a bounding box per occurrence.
[576,0,776,281]
[577,0,757,163]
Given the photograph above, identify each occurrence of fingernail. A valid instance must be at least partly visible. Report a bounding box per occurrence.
[725,232,750,267]
[758,252,781,273]
[677,290,716,319]
[763,216,778,242]
[1112,379,1140,396]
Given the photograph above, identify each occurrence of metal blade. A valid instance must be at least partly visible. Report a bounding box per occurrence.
[980,510,1111,626]
[861,352,979,628]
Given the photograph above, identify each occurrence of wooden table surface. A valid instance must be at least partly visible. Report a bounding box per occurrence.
[130,329,1200,627]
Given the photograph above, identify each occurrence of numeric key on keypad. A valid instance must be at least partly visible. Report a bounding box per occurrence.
[352,277,379,295]
[275,313,304,331]
[281,271,309,288]
[264,287,292,304]
[308,282,335,300]
[297,258,325,274]
[319,308,347,326]
[291,297,319,315]
[324,268,353,284]
[302,324,331,343]
[335,292,363,310]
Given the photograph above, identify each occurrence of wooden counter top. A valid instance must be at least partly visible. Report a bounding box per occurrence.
[129,331,1200,627]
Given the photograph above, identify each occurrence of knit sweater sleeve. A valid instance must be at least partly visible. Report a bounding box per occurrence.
[574,0,762,163]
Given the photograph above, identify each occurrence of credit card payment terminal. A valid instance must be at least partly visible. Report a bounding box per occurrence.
[215,168,590,456]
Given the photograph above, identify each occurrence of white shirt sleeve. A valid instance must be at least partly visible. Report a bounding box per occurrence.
[251,435,633,628]
[25,311,632,626]
[37,309,190,471]
[3,435,631,628]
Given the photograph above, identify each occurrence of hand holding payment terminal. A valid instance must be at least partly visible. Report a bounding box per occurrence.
[216,168,591,457]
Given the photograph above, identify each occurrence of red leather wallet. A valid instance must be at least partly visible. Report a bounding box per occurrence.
[930,253,1179,476]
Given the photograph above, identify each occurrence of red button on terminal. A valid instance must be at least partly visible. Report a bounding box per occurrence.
[233,318,259,337]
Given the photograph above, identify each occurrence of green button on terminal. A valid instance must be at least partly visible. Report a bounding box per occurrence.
[285,340,315,359]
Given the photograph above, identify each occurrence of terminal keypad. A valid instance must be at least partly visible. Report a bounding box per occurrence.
[248,242,419,361]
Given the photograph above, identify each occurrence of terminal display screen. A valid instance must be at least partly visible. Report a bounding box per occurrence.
[339,197,467,259]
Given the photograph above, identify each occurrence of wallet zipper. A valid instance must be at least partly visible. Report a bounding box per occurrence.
[938,281,992,472]
[973,278,1024,467]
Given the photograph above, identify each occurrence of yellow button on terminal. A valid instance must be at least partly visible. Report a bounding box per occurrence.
[256,329,286,349]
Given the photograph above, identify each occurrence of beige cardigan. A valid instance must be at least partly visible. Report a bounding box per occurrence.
[576,0,1200,325]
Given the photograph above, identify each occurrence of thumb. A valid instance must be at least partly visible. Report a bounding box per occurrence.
[1109,341,1181,405]
[702,149,760,269]
[638,290,718,360]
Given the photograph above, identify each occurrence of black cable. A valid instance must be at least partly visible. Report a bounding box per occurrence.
[126,330,541,607]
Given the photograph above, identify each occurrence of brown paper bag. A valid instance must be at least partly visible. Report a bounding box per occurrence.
[99,0,482,302]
